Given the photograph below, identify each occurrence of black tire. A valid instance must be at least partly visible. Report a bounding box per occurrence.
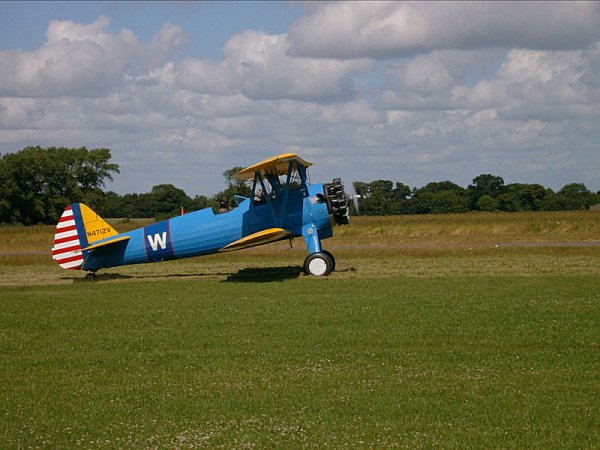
[321,249,336,272]
[303,252,334,276]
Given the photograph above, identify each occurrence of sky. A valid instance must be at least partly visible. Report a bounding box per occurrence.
[1,1,600,197]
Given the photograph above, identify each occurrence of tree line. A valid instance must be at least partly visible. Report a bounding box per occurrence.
[1,147,598,225]
[352,175,600,215]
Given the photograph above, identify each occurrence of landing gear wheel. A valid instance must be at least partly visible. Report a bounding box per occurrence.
[304,252,334,277]
[321,250,336,272]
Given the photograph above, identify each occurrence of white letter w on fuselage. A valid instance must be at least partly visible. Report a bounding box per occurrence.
[147,232,167,251]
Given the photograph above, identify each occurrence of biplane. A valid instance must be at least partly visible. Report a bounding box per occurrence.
[52,153,350,277]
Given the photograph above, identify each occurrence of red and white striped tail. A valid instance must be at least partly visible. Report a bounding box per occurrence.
[51,205,84,270]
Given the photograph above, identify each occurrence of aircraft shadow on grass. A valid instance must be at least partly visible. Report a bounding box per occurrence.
[224,266,303,283]
[70,272,227,282]
[71,273,133,282]
[67,266,304,283]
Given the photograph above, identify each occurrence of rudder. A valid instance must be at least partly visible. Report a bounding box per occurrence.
[51,203,119,270]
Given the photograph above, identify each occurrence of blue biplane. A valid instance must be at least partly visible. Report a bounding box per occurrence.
[52,153,350,277]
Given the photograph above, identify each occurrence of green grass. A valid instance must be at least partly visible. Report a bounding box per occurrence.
[1,212,599,447]
[1,277,598,448]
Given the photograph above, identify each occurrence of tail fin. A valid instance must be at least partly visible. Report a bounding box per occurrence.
[51,203,119,270]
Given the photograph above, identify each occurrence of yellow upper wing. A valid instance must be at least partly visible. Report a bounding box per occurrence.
[234,153,313,181]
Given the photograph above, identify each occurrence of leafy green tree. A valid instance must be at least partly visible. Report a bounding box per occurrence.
[497,186,523,212]
[537,189,561,211]
[365,180,394,215]
[95,191,124,217]
[388,182,412,215]
[476,194,500,212]
[557,183,593,210]
[352,181,369,198]
[521,184,548,211]
[0,146,119,224]
[468,174,505,209]
[352,179,410,215]
[191,194,211,211]
[117,193,144,218]
[413,181,468,214]
[496,183,553,212]
[150,184,193,220]
[210,166,253,209]
[222,167,245,189]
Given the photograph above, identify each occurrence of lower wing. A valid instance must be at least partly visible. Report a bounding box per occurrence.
[220,228,290,252]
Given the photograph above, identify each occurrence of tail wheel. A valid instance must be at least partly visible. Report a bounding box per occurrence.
[304,252,334,277]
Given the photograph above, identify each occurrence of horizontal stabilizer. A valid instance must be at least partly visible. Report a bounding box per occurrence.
[82,235,130,252]
[220,228,290,252]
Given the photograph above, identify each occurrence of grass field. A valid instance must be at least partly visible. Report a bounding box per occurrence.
[1,212,599,448]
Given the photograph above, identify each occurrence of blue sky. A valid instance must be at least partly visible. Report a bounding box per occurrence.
[1,1,304,58]
[1,1,599,196]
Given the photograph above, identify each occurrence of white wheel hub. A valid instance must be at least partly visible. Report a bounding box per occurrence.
[308,257,328,276]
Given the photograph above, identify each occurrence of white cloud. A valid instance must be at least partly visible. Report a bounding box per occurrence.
[0,16,187,98]
[0,17,137,97]
[177,30,371,102]
[144,23,190,69]
[289,1,600,59]
[380,44,600,123]
[403,55,457,96]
